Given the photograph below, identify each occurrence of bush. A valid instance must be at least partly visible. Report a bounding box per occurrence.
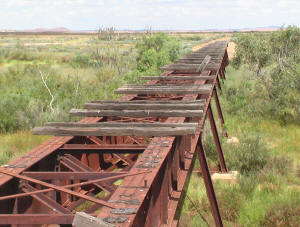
[182,35,203,41]
[70,55,91,68]
[136,32,181,73]
[224,134,269,175]
[0,63,111,133]
[232,32,271,74]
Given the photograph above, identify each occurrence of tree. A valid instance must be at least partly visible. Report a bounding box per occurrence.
[232,32,271,75]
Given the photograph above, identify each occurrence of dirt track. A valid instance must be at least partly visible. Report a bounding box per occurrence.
[193,37,236,59]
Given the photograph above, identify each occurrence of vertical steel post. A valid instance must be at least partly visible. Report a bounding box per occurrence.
[213,88,224,126]
[208,104,227,172]
[213,88,228,137]
[221,67,226,80]
[12,198,18,227]
[160,161,169,224]
[216,75,222,93]
[197,137,223,227]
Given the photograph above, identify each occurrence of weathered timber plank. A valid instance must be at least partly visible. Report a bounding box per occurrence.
[175,58,223,63]
[84,102,205,110]
[115,84,212,95]
[122,84,211,88]
[114,89,211,95]
[33,126,198,136]
[160,63,220,71]
[197,55,211,73]
[141,75,215,81]
[46,122,199,128]
[69,109,203,117]
[90,100,206,104]
[182,51,224,54]
[185,52,224,59]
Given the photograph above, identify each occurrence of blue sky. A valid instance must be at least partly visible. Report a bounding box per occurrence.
[0,0,299,30]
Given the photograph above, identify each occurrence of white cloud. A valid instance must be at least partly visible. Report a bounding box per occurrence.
[0,0,299,30]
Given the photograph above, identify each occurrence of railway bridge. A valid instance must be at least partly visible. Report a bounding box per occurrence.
[0,41,229,227]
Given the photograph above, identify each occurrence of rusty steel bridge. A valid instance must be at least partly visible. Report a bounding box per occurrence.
[0,41,229,227]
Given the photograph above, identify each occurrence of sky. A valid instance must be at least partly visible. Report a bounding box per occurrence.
[0,0,299,30]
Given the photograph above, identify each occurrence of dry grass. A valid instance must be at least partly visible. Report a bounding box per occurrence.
[0,131,49,165]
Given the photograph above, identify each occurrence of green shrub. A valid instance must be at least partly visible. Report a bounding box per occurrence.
[136,32,181,73]
[232,32,271,74]
[70,55,91,68]
[181,35,203,41]
[224,134,269,175]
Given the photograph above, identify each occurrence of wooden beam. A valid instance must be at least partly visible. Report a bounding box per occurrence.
[122,84,211,88]
[60,144,147,152]
[90,100,206,104]
[33,125,198,137]
[141,75,216,81]
[175,58,223,63]
[46,122,199,128]
[160,63,219,72]
[69,109,203,118]
[115,84,212,95]
[84,102,205,110]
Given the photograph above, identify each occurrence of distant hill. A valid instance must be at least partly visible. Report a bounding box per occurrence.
[237,26,280,32]
[22,27,72,33]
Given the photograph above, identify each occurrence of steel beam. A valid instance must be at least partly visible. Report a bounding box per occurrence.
[0,214,74,225]
[0,168,116,208]
[196,137,223,227]
[0,171,149,201]
[208,104,227,172]
[22,171,129,180]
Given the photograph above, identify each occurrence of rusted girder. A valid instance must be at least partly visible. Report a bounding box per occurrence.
[0,170,150,201]
[0,214,75,225]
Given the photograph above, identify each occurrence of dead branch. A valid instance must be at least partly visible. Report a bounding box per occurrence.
[38,68,54,113]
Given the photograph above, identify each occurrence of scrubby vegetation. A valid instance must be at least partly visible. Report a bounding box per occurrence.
[0,32,186,163]
[0,33,183,134]
[179,26,300,227]
[232,26,300,124]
